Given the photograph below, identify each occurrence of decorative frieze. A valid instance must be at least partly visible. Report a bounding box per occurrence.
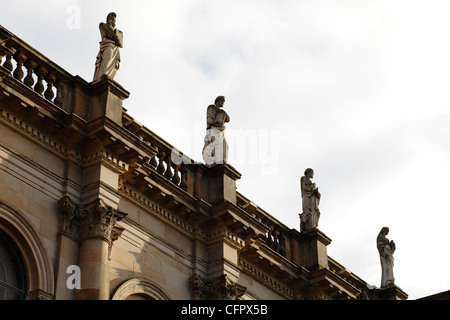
[239,257,297,299]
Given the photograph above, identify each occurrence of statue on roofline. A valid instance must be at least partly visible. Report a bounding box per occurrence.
[93,12,123,82]
[202,95,230,167]
[299,168,321,233]
[377,227,396,288]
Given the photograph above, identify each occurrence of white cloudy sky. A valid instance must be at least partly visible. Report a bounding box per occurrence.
[2,0,450,300]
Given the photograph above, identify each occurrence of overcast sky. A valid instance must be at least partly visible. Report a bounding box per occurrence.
[2,0,450,300]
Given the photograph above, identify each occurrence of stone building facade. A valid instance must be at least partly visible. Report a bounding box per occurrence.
[0,25,407,300]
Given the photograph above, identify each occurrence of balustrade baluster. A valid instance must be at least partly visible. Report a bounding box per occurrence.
[34,66,47,95]
[2,54,13,73]
[266,233,273,246]
[44,74,56,101]
[149,156,158,168]
[12,52,26,81]
[164,155,173,180]
[156,152,166,175]
[54,81,63,107]
[172,163,181,185]
[23,60,37,87]
[0,46,12,69]
[273,236,280,251]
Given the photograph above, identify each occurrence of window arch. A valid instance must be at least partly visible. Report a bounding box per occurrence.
[0,201,54,299]
[112,278,171,300]
[0,229,27,300]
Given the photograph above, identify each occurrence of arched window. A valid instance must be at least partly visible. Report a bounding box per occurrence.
[0,229,27,300]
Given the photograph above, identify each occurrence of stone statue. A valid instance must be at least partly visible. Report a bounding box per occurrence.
[299,168,321,232]
[93,12,123,82]
[202,96,230,167]
[377,227,396,288]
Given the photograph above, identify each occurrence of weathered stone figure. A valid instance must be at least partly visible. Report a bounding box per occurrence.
[202,96,230,167]
[93,12,123,82]
[299,168,321,232]
[377,227,396,288]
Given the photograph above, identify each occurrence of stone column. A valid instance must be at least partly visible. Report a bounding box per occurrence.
[55,197,82,299]
[58,196,126,300]
[75,199,127,300]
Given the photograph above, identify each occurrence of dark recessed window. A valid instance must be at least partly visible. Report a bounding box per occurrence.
[0,229,27,300]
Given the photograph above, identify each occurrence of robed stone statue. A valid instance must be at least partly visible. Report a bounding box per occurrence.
[93,12,123,82]
[377,227,396,288]
[202,96,230,167]
[299,168,321,232]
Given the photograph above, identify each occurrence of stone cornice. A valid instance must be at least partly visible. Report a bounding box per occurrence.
[210,200,269,240]
[299,228,332,246]
[239,239,309,289]
[120,183,203,239]
[239,258,299,300]
[86,116,157,162]
[307,268,362,300]
[0,98,71,157]
[207,163,242,181]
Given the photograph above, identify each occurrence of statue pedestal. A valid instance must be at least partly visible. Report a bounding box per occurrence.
[298,228,331,271]
[89,75,129,125]
[369,284,408,300]
[206,164,241,205]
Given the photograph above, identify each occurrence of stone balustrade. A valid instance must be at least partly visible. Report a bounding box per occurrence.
[0,28,74,112]
[0,28,201,203]
[237,193,289,259]
[120,113,199,197]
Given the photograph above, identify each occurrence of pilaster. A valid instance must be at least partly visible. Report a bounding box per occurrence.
[57,196,127,300]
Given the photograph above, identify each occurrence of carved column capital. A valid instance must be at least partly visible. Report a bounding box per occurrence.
[189,274,204,300]
[58,196,85,240]
[189,274,246,300]
[79,198,127,242]
[58,196,127,243]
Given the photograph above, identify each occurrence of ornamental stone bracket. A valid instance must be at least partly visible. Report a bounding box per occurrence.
[189,274,247,300]
[58,196,127,245]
